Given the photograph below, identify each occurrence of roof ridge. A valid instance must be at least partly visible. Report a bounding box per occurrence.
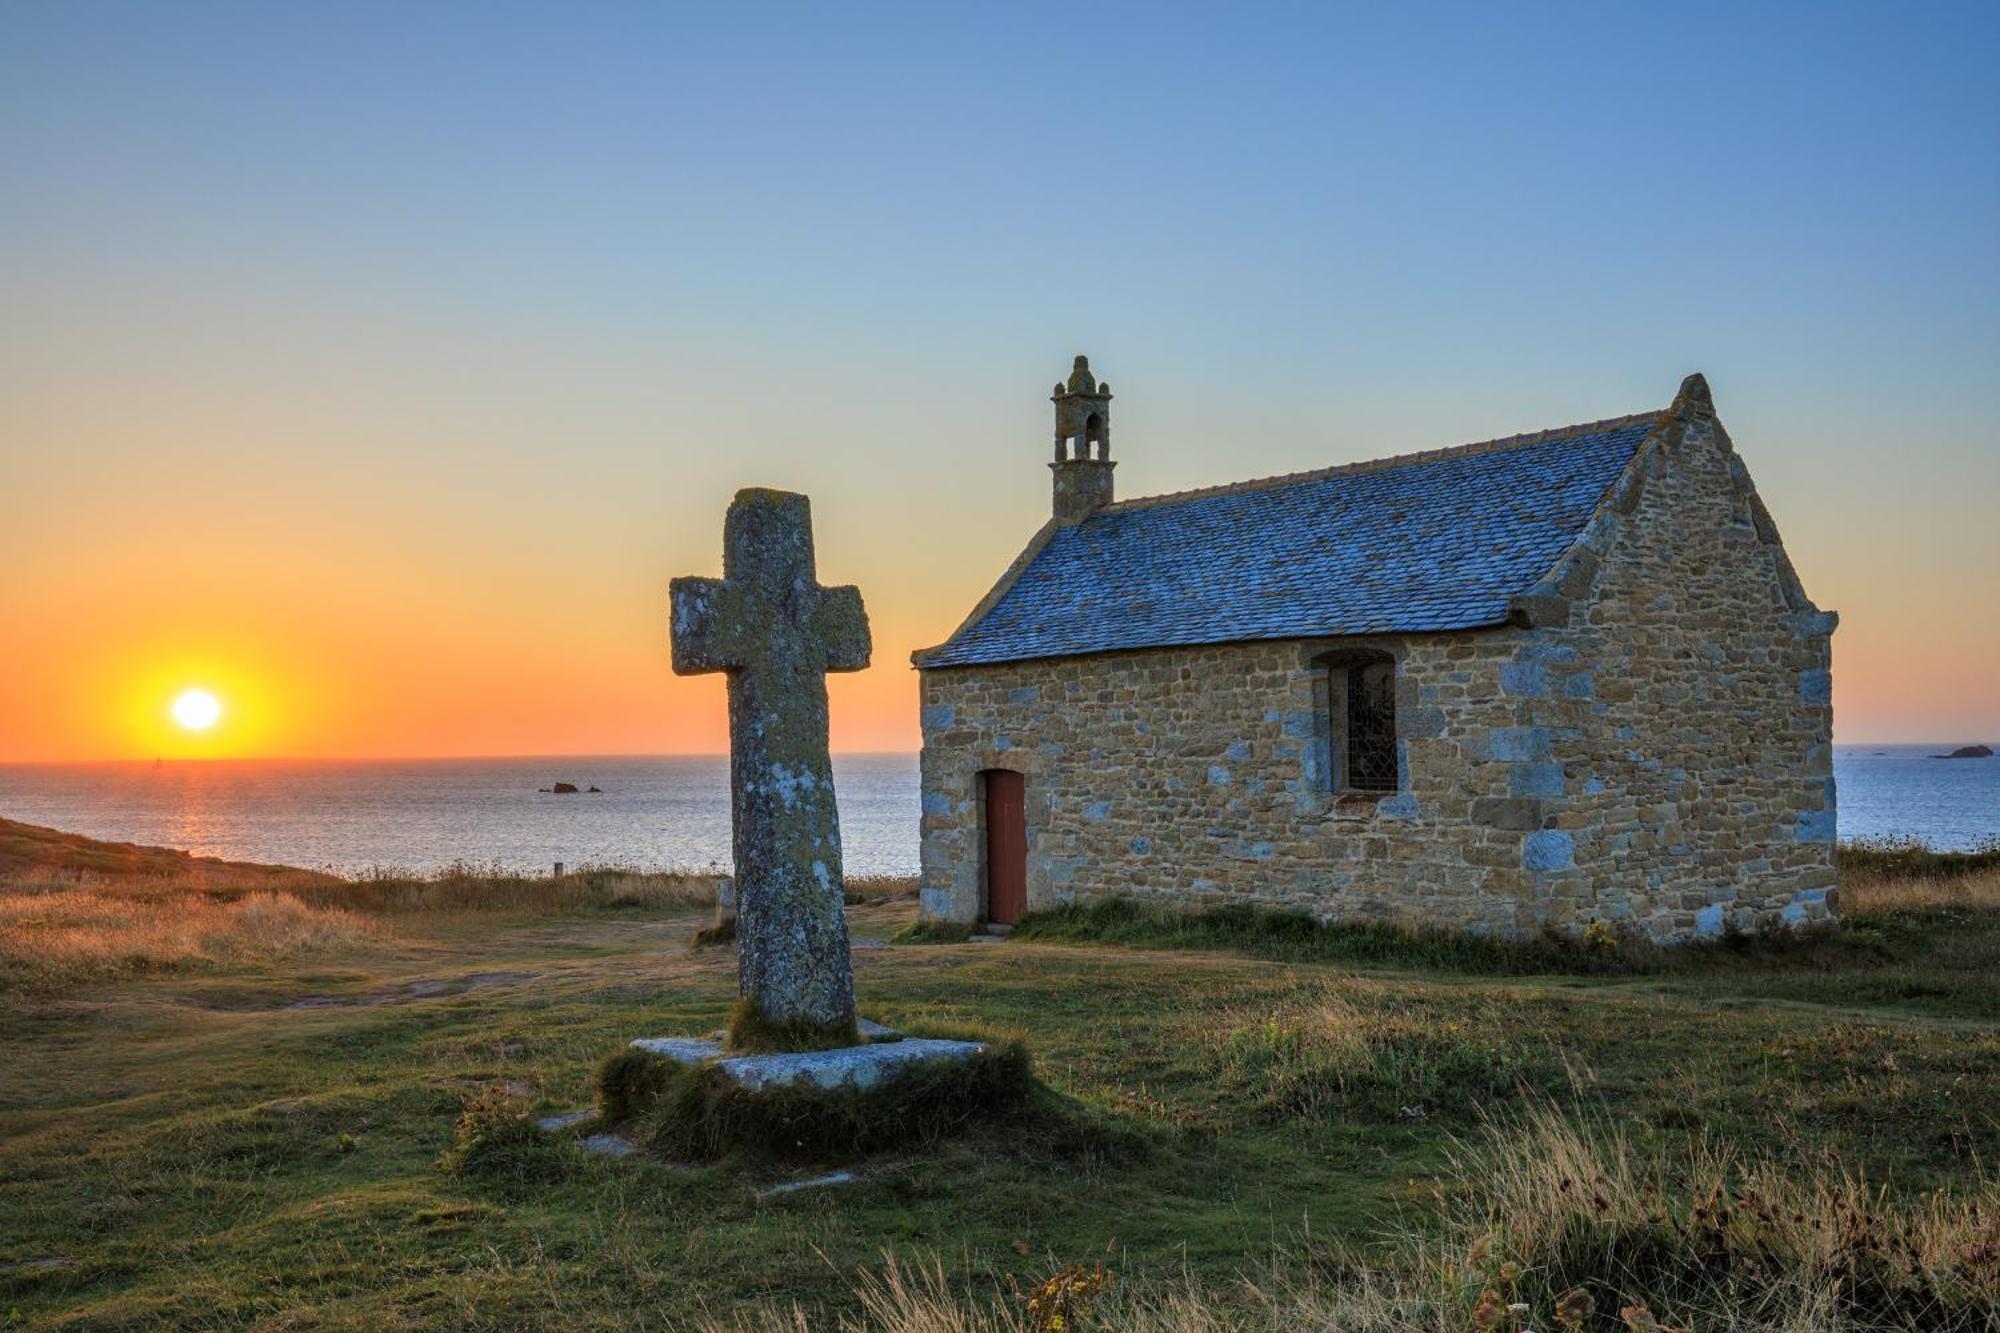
[1100,410,1663,515]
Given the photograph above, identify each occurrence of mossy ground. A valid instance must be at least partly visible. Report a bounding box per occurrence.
[0,848,1994,1327]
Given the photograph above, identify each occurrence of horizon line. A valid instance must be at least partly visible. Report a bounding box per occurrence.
[1,740,1991,767]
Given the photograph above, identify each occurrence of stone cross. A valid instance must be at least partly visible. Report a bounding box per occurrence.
[670,489,871,1036]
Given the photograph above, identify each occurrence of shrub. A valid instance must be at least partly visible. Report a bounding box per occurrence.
[438,1087,571,1185]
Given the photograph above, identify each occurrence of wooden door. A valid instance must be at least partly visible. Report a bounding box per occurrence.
[982,769,1027,925]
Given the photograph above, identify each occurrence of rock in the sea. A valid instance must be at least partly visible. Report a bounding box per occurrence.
[1934,744,1994,759]
[551,782,580,794]
[586,785,603,793]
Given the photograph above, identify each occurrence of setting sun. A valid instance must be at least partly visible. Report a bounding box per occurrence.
[171,689,223,731]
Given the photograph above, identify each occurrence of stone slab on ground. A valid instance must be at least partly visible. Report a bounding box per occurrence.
[759,1170,857,1198]
[579,1132,637,1157]
[632,1036,724,1063]
[715,1038,984,1092]
[627,1032,983,1092]
[536,1109,598,1132]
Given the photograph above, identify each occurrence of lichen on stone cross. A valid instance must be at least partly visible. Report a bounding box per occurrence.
[670,489,871,1042]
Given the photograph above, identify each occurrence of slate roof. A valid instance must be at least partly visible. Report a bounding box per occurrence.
[918,413,1661,668]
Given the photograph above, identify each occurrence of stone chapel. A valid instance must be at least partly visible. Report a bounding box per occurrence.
[912,357,1838,943]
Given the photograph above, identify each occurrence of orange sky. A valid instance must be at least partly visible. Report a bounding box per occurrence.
[3,334,1995,761]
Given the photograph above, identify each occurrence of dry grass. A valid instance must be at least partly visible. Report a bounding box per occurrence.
[1198,978,1557,1123]
[1842,865,2000,916]
[0,829,722,991]
[698,1103,2000,1332]
[293,865,721,916]
[0,886,378,989]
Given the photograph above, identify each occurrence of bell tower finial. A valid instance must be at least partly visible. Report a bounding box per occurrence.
[1050,354,1114,522]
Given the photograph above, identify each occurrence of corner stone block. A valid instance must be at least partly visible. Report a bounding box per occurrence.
[920,791,952,816]
[1797,669,1832,706]
[1695,904,1726,939]
[1522,828,1575,871]
[919,887,960,921]
[920,703,955,731]
[1794,808,1837,843]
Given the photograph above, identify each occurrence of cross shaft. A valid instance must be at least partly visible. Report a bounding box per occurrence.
[670,489,871,1036]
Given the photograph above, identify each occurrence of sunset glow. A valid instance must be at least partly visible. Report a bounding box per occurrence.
[171,690,222,731]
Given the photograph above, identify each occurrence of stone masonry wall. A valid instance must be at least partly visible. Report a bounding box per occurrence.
[1540,388,1838,937]
[916,392,1836,942]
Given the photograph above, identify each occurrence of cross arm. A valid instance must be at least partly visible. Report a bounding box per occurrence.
[670,576,753,675]
[812,585,872,673]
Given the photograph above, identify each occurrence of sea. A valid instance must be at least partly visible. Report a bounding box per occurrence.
[0,745,1993,878]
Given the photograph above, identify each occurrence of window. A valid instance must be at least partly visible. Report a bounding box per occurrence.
[1313,651,1398,794]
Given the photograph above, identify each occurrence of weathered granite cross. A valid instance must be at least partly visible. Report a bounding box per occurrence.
[670,489,871,1039]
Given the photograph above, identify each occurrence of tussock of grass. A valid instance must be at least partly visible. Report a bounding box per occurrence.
[891,918,975,945]
[702,1104,2000,1331]
[1426,1100,2000,1331]
[0,887,378,989]
[602,1036,1039,1163]
[1203,980,1559,1122]
[439,1086,573,1187]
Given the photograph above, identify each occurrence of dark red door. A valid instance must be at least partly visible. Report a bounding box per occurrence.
[983,770,1027,925]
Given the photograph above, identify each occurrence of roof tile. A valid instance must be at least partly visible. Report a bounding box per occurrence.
[921,415,1658,667]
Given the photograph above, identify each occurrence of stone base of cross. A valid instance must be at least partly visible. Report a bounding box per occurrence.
[671,489,871,1043]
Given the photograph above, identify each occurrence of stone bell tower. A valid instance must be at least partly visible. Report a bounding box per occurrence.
[1051,354,1114,522]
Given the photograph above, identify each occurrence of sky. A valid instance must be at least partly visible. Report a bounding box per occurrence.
[2,2,1996,761]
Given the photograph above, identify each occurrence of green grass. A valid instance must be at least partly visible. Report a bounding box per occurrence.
[0,841,1994,1327]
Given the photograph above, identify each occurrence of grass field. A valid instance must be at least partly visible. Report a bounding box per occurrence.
[0,825,1994,1329]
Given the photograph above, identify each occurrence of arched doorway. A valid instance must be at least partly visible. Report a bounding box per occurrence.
[980,769,1027,925]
